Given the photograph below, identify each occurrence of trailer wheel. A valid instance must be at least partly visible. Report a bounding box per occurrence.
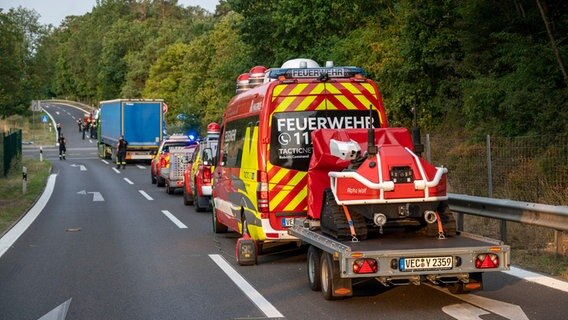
[449,272,483,294]
[183,185,193,205]
[307,246,322,291]
[212,208,228,233]
[321,252,338,300]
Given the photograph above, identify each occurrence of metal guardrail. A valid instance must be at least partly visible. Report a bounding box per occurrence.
[448,193,568,232]
[448,193,568,255]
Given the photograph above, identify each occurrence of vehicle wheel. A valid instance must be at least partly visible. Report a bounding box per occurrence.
[212,208,228,233]
[166,182,174,195]
[183,186,193,205]
[157,176,165,187]
[321,252,338,300]
[194,186,205,212]
[307,246,322,291]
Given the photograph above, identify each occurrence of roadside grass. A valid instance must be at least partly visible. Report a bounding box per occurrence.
[0,157,51,235]
[1,113,567,282]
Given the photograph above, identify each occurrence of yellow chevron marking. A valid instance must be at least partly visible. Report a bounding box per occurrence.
[289,83,309,96]
[334,95,356,109]
[316,98,336,110]
[296,95,317,111]
[273,84,288,97]
[273,96,297,113]
[270,167,289,184]
[361,83,376,95]
[269,171,305,208]
[285,189,307,211]
[325,84,341,94]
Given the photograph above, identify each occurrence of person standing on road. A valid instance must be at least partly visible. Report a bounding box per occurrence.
[57,123,62,139]
[77,119,82,132]
[58,134,66,160]
[116,135,128,169]
[82,121,87,140]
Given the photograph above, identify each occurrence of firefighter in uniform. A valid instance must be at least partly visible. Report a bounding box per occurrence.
[116,135,128,169]
[58,134,66,160]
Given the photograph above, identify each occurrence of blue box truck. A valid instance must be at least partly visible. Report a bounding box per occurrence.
[97,99,165,162]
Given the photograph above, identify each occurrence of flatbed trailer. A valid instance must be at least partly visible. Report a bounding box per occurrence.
[288,218,510,300]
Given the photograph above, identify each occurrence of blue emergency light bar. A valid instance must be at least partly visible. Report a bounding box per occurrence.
[266,67,367,80]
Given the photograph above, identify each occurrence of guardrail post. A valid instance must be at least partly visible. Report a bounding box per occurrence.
[556,230,567,256]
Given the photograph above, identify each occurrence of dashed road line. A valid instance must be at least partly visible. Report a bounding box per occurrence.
[139,190,153,200]
[209,254,284,319]
[161,210,187,229]
[124,178,134,185]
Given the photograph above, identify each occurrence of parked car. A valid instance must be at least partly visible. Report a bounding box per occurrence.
[151,134,195,187]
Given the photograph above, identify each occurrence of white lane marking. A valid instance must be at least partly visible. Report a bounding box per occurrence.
[430,285,528,320]
[161,210,187,229]
[112,168,120,174]
[124,178,134,185]
[38,298,72,320]
[443,303,489,320]
[72,116,76,119]
[89,139,93,143]
[209,254,284,319]
[136,165,146,169]
[79,165,87,171]
[88,192,104,202]
[102,160,109,165]
[139,190,153,200]
[506,266,568,293]
[0,174,57,258]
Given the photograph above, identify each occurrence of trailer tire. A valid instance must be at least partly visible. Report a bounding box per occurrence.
[307,246,322,291]
[212,208,228,233]
[449,272,482,294]
[321,252,346,300]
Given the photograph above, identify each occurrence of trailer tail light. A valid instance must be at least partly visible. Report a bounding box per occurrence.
[475,253,499,269]
[202,166,211,184]
[257,170,269,214]
[353,259,378,274]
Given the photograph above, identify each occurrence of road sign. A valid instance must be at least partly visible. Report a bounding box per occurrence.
[31,100,41,112]
[41,115,48,123]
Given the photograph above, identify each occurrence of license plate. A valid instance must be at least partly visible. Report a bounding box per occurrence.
[282,218,295,227]
[399,256,453,271]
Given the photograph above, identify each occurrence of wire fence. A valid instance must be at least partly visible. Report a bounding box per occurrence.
[426,133,568,206]
[425,133,568,255]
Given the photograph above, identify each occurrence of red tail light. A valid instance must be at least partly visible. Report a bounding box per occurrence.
[257,170,269,214]
[353,259,378,274]
[160,157,167,168]
[202,166,211,184]
[475,253,499,269]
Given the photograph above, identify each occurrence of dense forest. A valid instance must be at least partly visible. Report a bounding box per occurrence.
[1,0,567,137]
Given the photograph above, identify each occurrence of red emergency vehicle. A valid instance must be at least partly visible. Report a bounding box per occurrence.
[183,123,220,211]
[212,59,388,263]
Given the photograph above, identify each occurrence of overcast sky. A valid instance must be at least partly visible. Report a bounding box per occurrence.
[1,0,219,26]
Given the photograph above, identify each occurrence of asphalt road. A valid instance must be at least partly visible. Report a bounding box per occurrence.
[1,103,567,319]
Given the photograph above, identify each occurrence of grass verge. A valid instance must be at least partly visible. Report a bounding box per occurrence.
[0,158,51,235]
